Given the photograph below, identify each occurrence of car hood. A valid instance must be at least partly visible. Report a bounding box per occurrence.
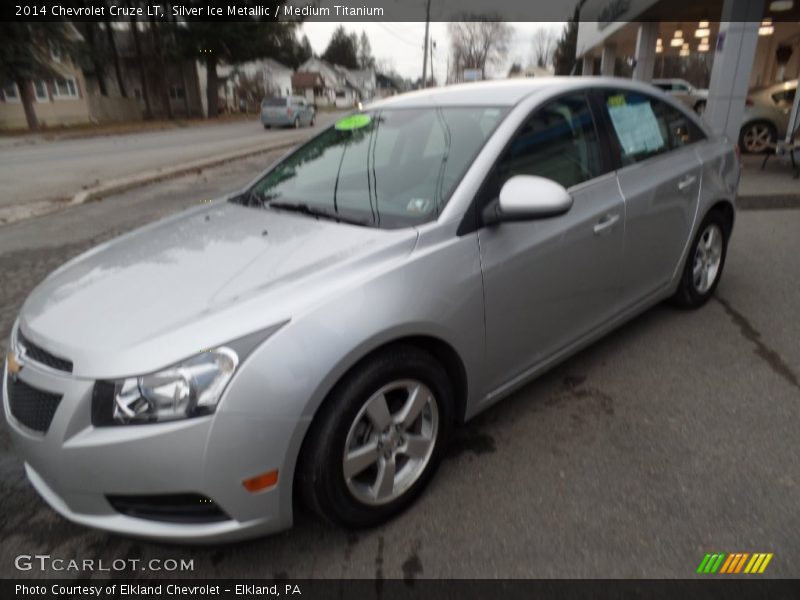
[20,202,417,377]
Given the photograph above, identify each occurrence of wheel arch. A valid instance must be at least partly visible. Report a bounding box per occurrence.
[291,333,469,508]
[308,333,469,428]
[707,198,735,237]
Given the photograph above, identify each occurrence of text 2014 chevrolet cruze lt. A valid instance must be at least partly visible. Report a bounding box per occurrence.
[4,78,738,542]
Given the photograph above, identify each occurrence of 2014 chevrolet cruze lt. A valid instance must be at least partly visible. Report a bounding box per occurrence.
[4,78,738,542]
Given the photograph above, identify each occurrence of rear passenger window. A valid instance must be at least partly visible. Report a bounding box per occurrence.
[496,94,605,189]
[603,90,705,165]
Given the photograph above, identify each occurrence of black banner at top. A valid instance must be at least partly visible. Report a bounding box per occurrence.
[2,0,797,22]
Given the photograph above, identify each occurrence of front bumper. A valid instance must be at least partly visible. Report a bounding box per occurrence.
[3,349,300,543]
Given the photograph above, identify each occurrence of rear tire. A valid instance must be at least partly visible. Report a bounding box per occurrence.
[263,124,271,130]
[298,346,453,528]
[694,100,706,116]
[671,210,729,309]
[739,120,776,154]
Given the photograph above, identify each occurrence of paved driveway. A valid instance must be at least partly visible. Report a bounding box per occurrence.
[0,161,797,579]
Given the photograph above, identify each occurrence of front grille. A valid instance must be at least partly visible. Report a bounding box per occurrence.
[7,375,62,433]
[106,493,231,523]
[18,331,73,373]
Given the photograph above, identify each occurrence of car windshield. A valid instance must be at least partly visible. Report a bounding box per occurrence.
[236,106,507,229]
[262,98,287,107]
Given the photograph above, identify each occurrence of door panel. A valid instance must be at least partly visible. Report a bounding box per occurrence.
[597,88,705,303]
[616,148,701,301]
[477,93,626,392]
[479,174,626,391]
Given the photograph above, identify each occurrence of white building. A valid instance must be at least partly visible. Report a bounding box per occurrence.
[296,58,375,108]
[196,57,293,115]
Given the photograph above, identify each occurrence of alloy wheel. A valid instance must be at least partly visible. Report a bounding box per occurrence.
[343,379,439,506]
[692,223,723,294]
[742,123,774,153]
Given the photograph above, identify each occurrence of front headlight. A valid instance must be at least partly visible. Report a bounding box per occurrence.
[93,348,238,426]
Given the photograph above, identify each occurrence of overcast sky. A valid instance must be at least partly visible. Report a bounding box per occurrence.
[300,22,566,82]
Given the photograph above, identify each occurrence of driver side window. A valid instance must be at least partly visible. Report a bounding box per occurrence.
[496,94,604,190]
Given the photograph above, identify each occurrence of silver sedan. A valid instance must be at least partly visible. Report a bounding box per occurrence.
[4,77,739,542]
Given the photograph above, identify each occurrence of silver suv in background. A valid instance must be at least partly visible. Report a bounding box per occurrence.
[739,79,798,153]
[261,96,315,129]
[652,78,708,115]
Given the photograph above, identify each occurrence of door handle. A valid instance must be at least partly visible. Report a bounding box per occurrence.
[677,174,697,191]
[593,213,620,235]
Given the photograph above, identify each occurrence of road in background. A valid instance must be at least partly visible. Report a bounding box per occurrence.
[0,112,341,210]
[0,159,798,578]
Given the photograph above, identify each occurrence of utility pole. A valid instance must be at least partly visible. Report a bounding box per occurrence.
[430,39,436,86]
[421,0,431,88]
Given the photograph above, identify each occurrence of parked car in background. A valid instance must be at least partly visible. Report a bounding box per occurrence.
[652,78,709,115]
[5,78,739,542]
[260,96,315,129]
[739,79,798,153]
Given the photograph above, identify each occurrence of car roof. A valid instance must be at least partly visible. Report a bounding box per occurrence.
[367,76,671,109]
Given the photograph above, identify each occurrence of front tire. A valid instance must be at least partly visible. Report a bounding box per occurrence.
[298,346,453,528]
[671,210,729,308]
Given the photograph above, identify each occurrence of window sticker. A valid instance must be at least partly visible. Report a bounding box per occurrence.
[607,94,626,107]
[607,101,665,156]
[335,114,371,131]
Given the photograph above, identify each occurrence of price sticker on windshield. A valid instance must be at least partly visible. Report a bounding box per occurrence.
[335,114,372,131]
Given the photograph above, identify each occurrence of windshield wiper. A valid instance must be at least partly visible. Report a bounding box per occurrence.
[268,201,371,227]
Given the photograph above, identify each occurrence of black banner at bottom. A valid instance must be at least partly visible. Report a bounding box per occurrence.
[3,579,800,600]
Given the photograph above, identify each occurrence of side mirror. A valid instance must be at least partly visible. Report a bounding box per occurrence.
[482,175,573,225]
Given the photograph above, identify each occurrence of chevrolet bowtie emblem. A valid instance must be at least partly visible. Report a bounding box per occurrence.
[7,351,21,376]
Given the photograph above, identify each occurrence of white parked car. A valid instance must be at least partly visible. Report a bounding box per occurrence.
[653,79,708,115]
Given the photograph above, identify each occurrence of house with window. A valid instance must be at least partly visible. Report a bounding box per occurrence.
[110,26,203,119]
[291,71,333,106]
[199,57,294,115]
[0,37,93,130]
[295,58,372,108]
[338,67,376,102]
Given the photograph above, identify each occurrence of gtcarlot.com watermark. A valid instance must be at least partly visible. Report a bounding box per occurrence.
[15,554,194,573]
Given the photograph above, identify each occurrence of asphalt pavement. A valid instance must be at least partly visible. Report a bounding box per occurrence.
[0,113,341,212]
[0,158,798,579]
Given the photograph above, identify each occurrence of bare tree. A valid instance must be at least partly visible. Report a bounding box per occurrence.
[531,27,557,69]
[448,17,512,80]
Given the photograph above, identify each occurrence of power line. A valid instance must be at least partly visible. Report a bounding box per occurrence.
[375,23,420,48]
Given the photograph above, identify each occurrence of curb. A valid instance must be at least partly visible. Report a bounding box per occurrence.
[0,140,297,226]
[71,140,297,205]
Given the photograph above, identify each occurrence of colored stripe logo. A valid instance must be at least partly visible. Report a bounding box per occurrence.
[697,552,773,574]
